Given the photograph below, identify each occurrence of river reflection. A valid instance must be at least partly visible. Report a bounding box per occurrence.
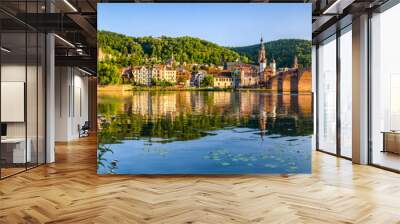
[98,91,313,174]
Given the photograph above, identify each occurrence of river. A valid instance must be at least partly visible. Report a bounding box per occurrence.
[97,90,313,174]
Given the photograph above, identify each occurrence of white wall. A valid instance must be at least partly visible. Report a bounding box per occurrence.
[1,62,46,164]
[55,67,89,141]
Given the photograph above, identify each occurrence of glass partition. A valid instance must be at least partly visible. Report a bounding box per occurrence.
[1,31,28,177]
[0,1,46,179]
[317,35,337,154]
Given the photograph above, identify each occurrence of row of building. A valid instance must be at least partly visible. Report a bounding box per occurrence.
[120,35,310,92]
[121,64,177,86]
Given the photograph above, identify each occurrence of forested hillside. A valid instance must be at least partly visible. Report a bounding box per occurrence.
[97,31,311,85]
[98,31,311,68]
[230,39,312,68]
[98,31,247,67]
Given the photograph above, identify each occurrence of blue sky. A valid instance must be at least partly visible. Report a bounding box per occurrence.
[98,3,311,47]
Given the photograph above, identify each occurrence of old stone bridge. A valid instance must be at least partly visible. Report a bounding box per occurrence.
[266,68,312,93]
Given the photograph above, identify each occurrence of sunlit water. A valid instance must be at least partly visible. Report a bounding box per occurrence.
[97,91,313,174]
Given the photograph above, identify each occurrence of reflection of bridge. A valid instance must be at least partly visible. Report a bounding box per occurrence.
[266,68,312,93]
[97,91,314,138]
[257,93,313,139]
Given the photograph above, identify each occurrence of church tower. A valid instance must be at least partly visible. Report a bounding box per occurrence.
[293,55,298,69]
[221,54,227,70]
[258,36,267,73]
[166,53,175,68]
[270,58,276,76]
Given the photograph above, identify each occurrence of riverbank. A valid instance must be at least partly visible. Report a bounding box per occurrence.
[97,84,312,94]
[98,84,270,92]
[97,84,133,92]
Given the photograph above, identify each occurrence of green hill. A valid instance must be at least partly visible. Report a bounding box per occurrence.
[97,31,311,85]
[230,39,311,68]
[98,30,246,67]
[98,31,311,68]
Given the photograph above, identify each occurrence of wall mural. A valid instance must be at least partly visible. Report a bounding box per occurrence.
[97,3,313,174]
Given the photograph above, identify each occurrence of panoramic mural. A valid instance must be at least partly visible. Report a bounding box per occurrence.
[97,3,312,174]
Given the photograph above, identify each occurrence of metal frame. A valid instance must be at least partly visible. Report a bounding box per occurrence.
[315,22,353,161]
[315,44,319,151]
[336,27,341,157]
[315,0,400,171]
[367,11,373,165]
[315,32,338,156]
[367,0,400,172]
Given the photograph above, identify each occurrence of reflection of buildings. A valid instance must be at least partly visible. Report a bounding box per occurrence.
[120,91,312,120]
[256,93,313,137]
[151,93,177,117]
[128,92,177,117]
[239,91,260,116]
[100,91,313,137]
[212,92,232,108]
[130,92,151,116]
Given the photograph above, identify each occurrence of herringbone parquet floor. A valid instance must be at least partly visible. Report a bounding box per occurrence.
[1,136,400,224]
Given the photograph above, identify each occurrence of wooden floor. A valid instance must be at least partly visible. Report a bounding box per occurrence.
[1,136,400,224]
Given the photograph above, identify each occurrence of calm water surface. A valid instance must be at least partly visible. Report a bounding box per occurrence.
[97,91,313,174]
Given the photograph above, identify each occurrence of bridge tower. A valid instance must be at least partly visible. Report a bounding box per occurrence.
[270,58,276,76]
[293,55,299,69]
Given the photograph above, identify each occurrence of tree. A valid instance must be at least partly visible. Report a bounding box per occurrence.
[98,30,242,66]
[98,61,120,85]
[201,75,214,87]
[191,65,199,73]
[177,75,188,84]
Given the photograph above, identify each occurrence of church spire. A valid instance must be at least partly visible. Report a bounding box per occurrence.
[258,34,267,73]
[258,35,266,64]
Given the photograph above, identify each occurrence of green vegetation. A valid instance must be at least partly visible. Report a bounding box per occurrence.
[98,61,120,85]
[98,110,312,145]
[230,39,312,68]
[150,78,175,87]
[201,75,214,87]
[98,30,244,67]
[97,31,312,85]
[97,92,313,145]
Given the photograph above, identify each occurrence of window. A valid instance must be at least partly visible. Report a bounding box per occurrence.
[370,3,400,171]
[317,35,337,154]
[340,26,352,158]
